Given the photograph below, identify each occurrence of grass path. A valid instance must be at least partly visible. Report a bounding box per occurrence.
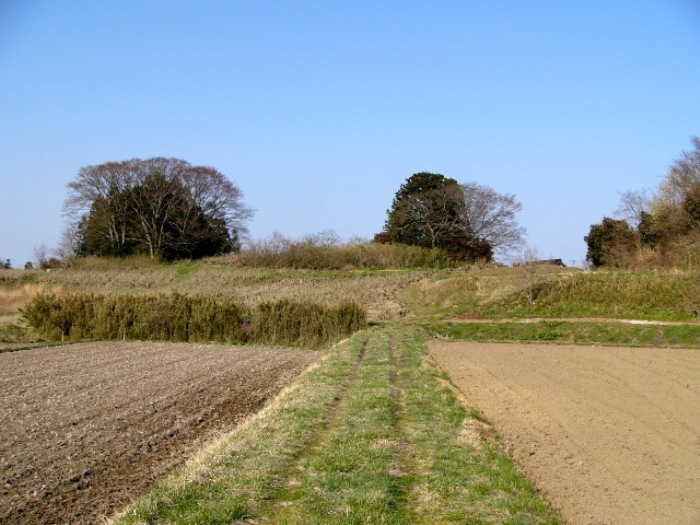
[113,328,561,524]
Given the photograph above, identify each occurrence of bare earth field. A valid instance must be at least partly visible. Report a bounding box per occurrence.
[0,341,319,525]
[430,341,700,525]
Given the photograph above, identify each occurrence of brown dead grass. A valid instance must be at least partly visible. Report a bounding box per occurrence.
[0,283,61,313]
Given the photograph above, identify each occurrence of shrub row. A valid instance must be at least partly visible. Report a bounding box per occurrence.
[22,292,366,348]
[225,241,457,269]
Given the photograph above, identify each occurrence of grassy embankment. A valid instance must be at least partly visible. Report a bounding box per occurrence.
[403,265,700,347]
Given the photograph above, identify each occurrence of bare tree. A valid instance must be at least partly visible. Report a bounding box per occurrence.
[56,221,80,259]
[513,245,539,303]
[32,244,49,269]
[459,182,526,259]
[302,229,342,248]
[64,157,253,259]
[514,244,541,266]
[64,160,136,254]
[654,136,700,209]
[645,137,700,246]
[615,189,650,228]
[180,164,253,237]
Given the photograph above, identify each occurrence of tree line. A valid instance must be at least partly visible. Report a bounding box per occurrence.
[56,137,700,269]
[585,137,700,268]
[60,158,525,264]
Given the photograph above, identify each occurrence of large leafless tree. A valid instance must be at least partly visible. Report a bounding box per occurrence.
[64,157,253,259]
[458,182,526,258]
[615,189,650,228]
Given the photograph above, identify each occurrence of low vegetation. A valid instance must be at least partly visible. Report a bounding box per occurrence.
[0,314,39,347]
[228,236,458,269]
[6,262,700,347]
[398,266,700,322]
[2,265,422,325]
[480,269,700,321]
[23,293,365,348]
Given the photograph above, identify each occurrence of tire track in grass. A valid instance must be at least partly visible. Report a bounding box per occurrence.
[258,331,411,524]
[386,332,424,525]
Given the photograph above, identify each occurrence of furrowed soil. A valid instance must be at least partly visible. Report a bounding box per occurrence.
[0,341,318,525]
[430,341,700,525]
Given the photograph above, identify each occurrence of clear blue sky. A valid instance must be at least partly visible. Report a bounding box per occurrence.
[1,1,699,267]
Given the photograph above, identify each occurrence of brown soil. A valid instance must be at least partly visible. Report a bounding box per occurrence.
[0,341,319,525]
[429,341,700,525]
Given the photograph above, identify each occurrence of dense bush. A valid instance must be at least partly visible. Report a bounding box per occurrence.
[22,292,366,348]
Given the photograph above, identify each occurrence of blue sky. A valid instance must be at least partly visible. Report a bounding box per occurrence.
[1,1,699,267]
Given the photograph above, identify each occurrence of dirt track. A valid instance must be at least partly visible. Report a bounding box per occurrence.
[430,342,700,525]
[0,341,318,525]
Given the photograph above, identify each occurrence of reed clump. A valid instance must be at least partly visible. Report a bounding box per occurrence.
[22,292,366,348]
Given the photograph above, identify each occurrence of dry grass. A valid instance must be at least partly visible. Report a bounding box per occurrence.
[0,278,63,313]
[220,239,457,270]
[401,265,572,320]
[0,285,37,313]
[2,264,428,322]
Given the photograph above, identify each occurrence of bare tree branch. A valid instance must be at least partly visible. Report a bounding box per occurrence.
[615,189,650,227]
[459,182,526,258]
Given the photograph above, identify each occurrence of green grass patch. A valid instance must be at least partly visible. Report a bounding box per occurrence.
[259,330,410,524]
[0,313,40,345]
[0,320,30,343]
[481,270,700,321]
[394,327,560,524]
[428,321,700,348]
[174,259,201,281]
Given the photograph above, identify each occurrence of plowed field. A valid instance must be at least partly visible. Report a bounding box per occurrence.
[0,341,318,525]
[430,342,700,525]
